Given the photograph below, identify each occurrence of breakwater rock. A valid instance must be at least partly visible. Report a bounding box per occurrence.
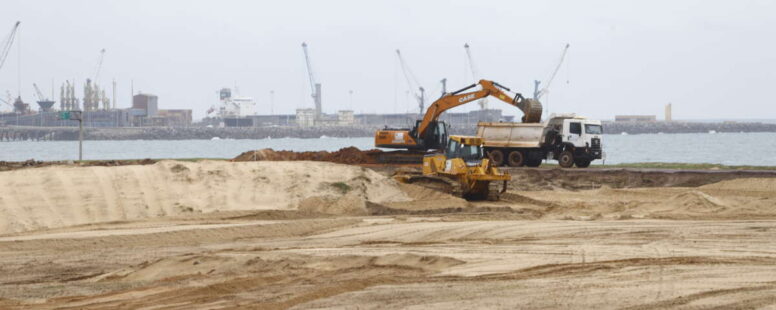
[603,121,776,134]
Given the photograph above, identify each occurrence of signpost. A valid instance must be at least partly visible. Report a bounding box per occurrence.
[59,111,83,161]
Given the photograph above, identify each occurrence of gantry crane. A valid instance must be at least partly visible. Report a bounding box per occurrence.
[0,21,20,76]
[533,43,570,115]
[301,42,321,119]
[396,49,426,114]
[464,43,487,110]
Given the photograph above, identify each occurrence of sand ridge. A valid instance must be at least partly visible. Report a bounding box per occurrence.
[0,160,409,234]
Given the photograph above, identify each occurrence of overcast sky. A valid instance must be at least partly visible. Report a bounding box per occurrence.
[1,0,774,120]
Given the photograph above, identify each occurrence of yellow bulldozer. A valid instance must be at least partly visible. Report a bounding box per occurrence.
[395,135,511,201]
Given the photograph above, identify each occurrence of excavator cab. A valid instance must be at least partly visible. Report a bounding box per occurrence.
[411,120,448,150]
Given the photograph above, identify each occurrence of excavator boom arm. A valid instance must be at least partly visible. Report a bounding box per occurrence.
[416,80,542,136]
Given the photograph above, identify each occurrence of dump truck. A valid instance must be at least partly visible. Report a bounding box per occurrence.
[394,135,510,200]
[476,114,603,168]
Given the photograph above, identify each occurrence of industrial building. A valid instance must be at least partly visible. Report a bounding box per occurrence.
[0,89,192,128]
[201,108,513,128]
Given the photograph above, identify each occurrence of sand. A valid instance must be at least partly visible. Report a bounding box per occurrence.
[0,160,408,234]
[1,162,776,309]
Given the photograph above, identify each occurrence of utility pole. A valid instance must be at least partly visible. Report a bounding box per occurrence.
[78,113,83,161]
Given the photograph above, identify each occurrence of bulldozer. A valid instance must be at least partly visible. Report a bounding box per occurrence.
[394,135,510,201]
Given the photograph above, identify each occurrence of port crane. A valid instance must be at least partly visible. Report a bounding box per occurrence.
[32,83,48,101]
[396,49,426,114]
[0,94,10,109]
[0,21,20,76]
[301,42,321,118]
[464,43,487,110]
[93,48,106,82]
[533,43,570,116]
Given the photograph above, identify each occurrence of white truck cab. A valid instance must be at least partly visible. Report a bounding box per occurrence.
[544,114,603,167]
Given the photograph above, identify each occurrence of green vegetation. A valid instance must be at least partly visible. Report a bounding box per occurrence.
[330,182,352,194]
[527,162,776,170]
[596,162,776,170]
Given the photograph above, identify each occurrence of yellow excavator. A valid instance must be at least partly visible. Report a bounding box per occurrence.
[394,135,510,201]
[375,80,542,158]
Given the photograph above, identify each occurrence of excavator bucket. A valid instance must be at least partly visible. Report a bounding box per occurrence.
[520,98,543,123]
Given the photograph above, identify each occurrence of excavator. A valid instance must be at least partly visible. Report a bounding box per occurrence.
[374,79,542,162]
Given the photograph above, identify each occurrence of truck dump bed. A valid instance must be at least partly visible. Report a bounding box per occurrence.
[476,122,545,148]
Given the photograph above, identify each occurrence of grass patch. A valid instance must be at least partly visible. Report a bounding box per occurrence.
[526,162,776,170]
[596,162,776,170]
[330,182,352,194]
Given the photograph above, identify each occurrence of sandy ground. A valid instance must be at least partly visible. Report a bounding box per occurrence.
[1,161,775,309]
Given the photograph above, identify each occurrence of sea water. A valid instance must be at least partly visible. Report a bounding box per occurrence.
[1,132,775,166]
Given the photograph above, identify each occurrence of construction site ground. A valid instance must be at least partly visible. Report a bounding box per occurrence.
[1,154,776,309]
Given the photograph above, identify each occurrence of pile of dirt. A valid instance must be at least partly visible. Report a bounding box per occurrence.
[508,168,776,191]
[510,177,776,221]
[232,147,383,165]
[699,177,776,192]
[0,159,157,172]
[0,160,410,234]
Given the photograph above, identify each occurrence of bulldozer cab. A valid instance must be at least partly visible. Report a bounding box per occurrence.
[444,136,484,164]
[411,120,448,150]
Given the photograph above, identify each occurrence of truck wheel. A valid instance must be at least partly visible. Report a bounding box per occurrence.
[507,151,525,167]
[488,150,505,167]
[575,158,591,168]
[558,151,574,168]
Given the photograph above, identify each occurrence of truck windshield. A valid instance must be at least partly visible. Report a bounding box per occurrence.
[585,124,603,134]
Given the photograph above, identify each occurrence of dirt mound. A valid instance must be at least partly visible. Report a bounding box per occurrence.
[669,191,728,213]
[298,194,370,216]
[232,147,383,165]
[382,183,469,211]
[512,177,776,221]
[700,178,776,192]
[0,159,158,172]
[508,168,776,191]
[0,160,409,234]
